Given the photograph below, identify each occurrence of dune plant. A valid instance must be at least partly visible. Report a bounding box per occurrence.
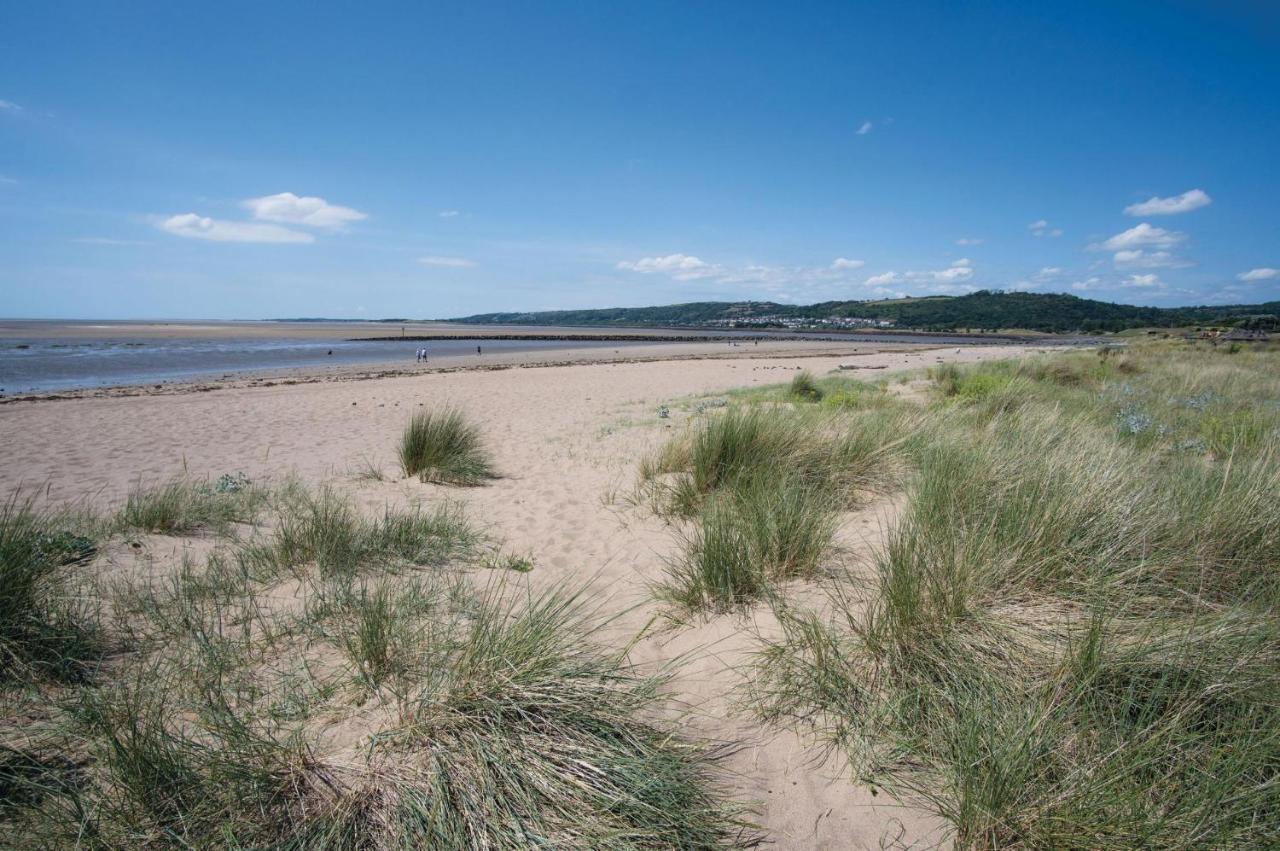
[751,343,1280,848]
[399,407,495,485]
[788,370,823,401]
[247,488,483,580]
[658,474,839,613]
[67,568,752,848]
[116,476,266,535]
[0,498,101,684]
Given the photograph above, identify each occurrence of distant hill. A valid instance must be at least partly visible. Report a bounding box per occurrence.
[453,291,1280,334]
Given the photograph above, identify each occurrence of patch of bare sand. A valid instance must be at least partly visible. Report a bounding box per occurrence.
[0,344,1063,848]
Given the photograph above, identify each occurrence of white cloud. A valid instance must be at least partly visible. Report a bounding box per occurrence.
[156,213,313,243]
[1125,273,1160,288]
[617,253,720,280]
[0,99,20,112]
[955,237,983,246]
[418,255,476,268]
[863,259,975,289]
[438,210,460,218]
[1029,220,1062,238]
[1237,267,1278,282]
[1096,222,1186,251]
[1112,249,1191,270]
[1124,188,1211,217]
[1010,267,1065,292]
[0,175,16,184]
[856,121,873,135]
[243,192,367,229]
[618,251,974,298]
[1071,273,1171,295]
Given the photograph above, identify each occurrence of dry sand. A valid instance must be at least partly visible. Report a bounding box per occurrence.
[0,342,1060,848]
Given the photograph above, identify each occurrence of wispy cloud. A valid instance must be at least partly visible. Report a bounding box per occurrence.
[955,237,984,246]
[1010,266,1063,291]
[418,255,476,268]
[1124,273,1160,288]
[616,252,891,298]
[156,213,313,243]
[74,237,149,246]
[863,259,976,293]
[0,99,21,112]
[438,210,461,218]
[243,192,366,229]
[0,175,16,184]
[1237,267,1278,282]
[617,253,720,280]
[1028,219,1062,238]
[1094,222,1186,251]
[856,120,874,136]
[1124,188,1211,217]
[1112,249,1191,270]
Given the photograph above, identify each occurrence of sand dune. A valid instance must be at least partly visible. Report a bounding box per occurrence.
[0,343,1053,848]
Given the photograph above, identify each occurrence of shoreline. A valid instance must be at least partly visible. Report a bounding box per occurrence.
[0,339,1053,405]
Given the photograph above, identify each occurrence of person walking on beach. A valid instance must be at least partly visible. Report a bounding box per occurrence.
[477,345,482,355]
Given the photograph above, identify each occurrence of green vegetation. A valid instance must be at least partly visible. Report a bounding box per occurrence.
[399,407,496,485]
[116,474,267,535]
[453,291,1280,334]
[788,370,823,401]
[245,488,484,579]
[659,475,838,612]
[641,397,906,613]
[748,343,1280,848]
[0,498,101,684]
[2,482,751,848]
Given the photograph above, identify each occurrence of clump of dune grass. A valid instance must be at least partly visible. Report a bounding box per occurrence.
[641,401,910,614]
[751,343,1280,848]
[658,474,839,613]
[642,405,906,518]
[0,498,101,684]
[247,487,484,580]
[116,475,267,535]
[61,559,754,848]
[399,407,495,485]
[788,370,823,401]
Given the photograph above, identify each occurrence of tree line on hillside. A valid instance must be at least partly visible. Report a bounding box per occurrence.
[451,291,1280,334]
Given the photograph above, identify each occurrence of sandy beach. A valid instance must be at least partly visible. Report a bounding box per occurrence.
[0,342,1058,848]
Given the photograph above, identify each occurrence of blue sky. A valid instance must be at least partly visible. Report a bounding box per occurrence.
[2,1,1278,319]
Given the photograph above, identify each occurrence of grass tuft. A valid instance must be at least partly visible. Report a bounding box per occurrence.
[116,476,266,535]
[0,497,101,684]
[399,407,495,485]
[788,370,823,401]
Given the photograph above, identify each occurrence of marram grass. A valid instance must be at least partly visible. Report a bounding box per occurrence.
[399,407,496,485]
[750,342,1280,849]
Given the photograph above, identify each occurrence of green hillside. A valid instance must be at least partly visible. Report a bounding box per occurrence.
[453,291,1280,334]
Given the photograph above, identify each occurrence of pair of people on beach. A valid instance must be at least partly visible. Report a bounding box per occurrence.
[415,348,428,362]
